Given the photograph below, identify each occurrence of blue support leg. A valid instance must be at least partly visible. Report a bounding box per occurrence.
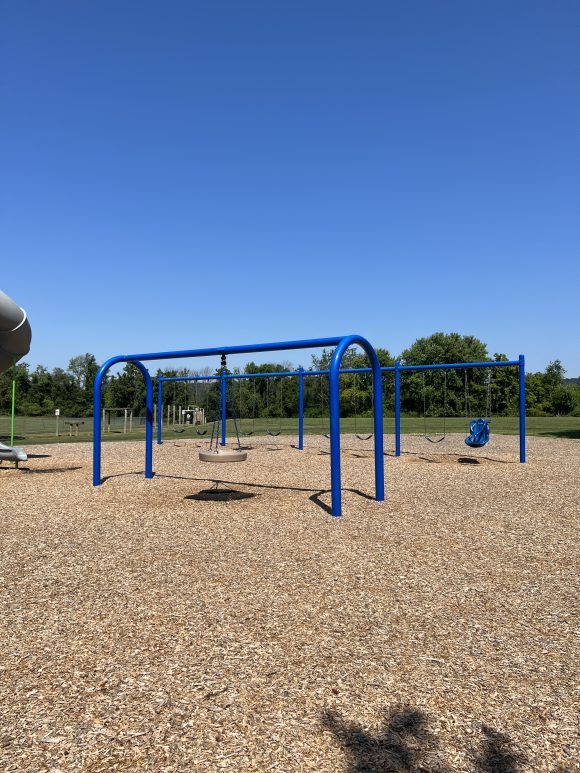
[329,369,342,516]
[145,368,154,478]
[298,367,304,450]
[519,354,526,463]
[93,377,103,485]
[395,360,401,457]
[221,371,227,446]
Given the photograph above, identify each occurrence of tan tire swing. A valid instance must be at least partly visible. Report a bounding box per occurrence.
[199,448,247,463]
[199,353,248,464]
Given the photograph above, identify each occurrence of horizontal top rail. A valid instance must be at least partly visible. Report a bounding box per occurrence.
[396,360,520,372]
[99,337,350,372]
[160,371,302,383]
[158,359,522,383]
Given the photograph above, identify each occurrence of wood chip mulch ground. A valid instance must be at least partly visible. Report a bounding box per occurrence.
[0,433,578,771]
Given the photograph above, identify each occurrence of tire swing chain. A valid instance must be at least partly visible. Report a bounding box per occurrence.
[200,354,247,463]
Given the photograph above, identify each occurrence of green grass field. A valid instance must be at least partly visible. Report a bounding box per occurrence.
[1,414,578,445]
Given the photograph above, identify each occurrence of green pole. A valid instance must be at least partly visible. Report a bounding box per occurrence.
[10,358,16,447]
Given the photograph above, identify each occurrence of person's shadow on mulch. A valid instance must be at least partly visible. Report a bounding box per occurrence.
[322,705,527,772]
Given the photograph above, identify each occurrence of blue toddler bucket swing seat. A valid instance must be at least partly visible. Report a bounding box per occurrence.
[465,417,491,448]
[464,369,492,449]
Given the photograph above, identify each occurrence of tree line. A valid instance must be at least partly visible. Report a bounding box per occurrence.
[1,334,578,419]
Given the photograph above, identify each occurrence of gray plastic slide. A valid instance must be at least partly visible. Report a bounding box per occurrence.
[0,289,32,463]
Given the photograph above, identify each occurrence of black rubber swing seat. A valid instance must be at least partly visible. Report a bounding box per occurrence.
[268,431,281,437]
[424,435,446,443]
[172,427,186,434]
[195,429,208,436]
[356,434,373,441]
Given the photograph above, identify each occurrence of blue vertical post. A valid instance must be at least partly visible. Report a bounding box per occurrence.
[298,366,304,450]
[519,354,526,463]
[329,369,342,516]
[371,361,385,501]
[157,378,163,445]
[395,360,401,457]
[221,370,227,446]
[93,378,103,486]
[144,365,154,478]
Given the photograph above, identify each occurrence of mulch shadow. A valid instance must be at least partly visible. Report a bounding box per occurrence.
[186,489,257,502]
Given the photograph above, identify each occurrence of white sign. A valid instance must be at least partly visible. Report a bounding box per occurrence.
[55,409,60,416]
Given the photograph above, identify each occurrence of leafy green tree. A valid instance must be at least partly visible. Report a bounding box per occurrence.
[550,385,576,416]
[572,385,580,416]
[311,346,393,371]
[523,360,577,416]
[400,332,488,366]
[3,343,577,421]
[68,354,99,391]
[489,354,519,416]
[105,364,147,414]
[50,368,79,415]
[21,366,54,415]
[524,371,548,415]
[0,362,30,415]
[543,360,566,390]
[399,333,491,417]
[67,353,100,415]
[310,346,395,418]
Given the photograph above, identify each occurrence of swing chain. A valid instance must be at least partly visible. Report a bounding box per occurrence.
[354,372,372,440]
[423,369,447,442]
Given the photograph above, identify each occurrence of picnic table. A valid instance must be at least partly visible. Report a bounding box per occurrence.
[64,421,85,437]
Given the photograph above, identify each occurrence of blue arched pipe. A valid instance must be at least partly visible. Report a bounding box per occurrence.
[93,357,154,485]
[329,335,384,516]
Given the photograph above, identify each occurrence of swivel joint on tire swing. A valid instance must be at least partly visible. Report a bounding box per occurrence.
[199,353,248,463]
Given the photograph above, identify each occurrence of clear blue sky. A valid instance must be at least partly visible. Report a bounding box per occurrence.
[2,1,579,375]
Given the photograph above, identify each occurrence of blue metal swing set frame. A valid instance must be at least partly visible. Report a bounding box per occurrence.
[93,336,526,518]
[93,335,385,517]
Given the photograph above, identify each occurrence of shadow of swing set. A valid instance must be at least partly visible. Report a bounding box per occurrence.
[93,336,526,517]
